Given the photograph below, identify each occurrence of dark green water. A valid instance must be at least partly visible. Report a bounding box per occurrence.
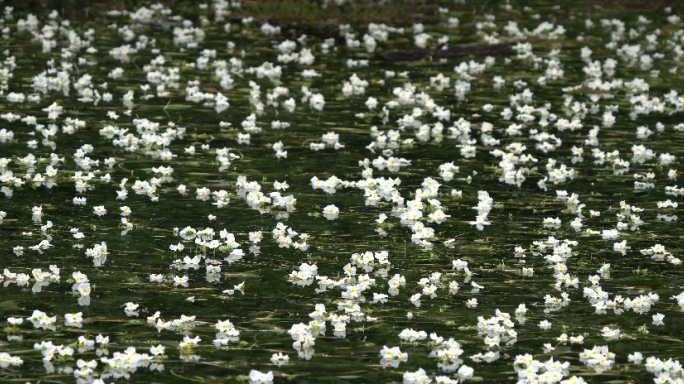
[1,1,684,383]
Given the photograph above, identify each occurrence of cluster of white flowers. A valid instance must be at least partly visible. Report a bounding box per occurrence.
[1,265,59,295]
[469,191,493,230]
[29,309,57,331]
[438,162,459,181]
[543,217,561,229]
[640,243,681,265]
[68,270,90,306]
[476,309,518,355]
[288,321,319,360]
[288,263,318,286]
[214,319,240,346]
[379,345,408,368]
[0,352,23,368]
[151,313,197,334]
[271,222,308,251]
[512,354,573,384]
[579,346,615,373]
[84,242,109,267]
[403,366,473,384]
[101,346,162,379]
[4,2,684,382]
[427,333,465,372]
[64,312,84,328]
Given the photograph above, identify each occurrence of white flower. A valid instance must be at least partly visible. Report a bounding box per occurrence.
[150,344,165,355]
[652,313,665,326]
[628,352,643,364]
[403,368,429,383]
[270,352,289,366]
[538,320,552,330]
[466,298,478,308]
[322,204,339,220]
[249,369,274,383]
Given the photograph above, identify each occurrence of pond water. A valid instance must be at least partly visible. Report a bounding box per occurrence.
[1,1,684,383]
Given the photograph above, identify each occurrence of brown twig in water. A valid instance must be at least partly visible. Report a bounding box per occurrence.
[163,99,171,118]
[131,59,142,73]
[466,0,490,28]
